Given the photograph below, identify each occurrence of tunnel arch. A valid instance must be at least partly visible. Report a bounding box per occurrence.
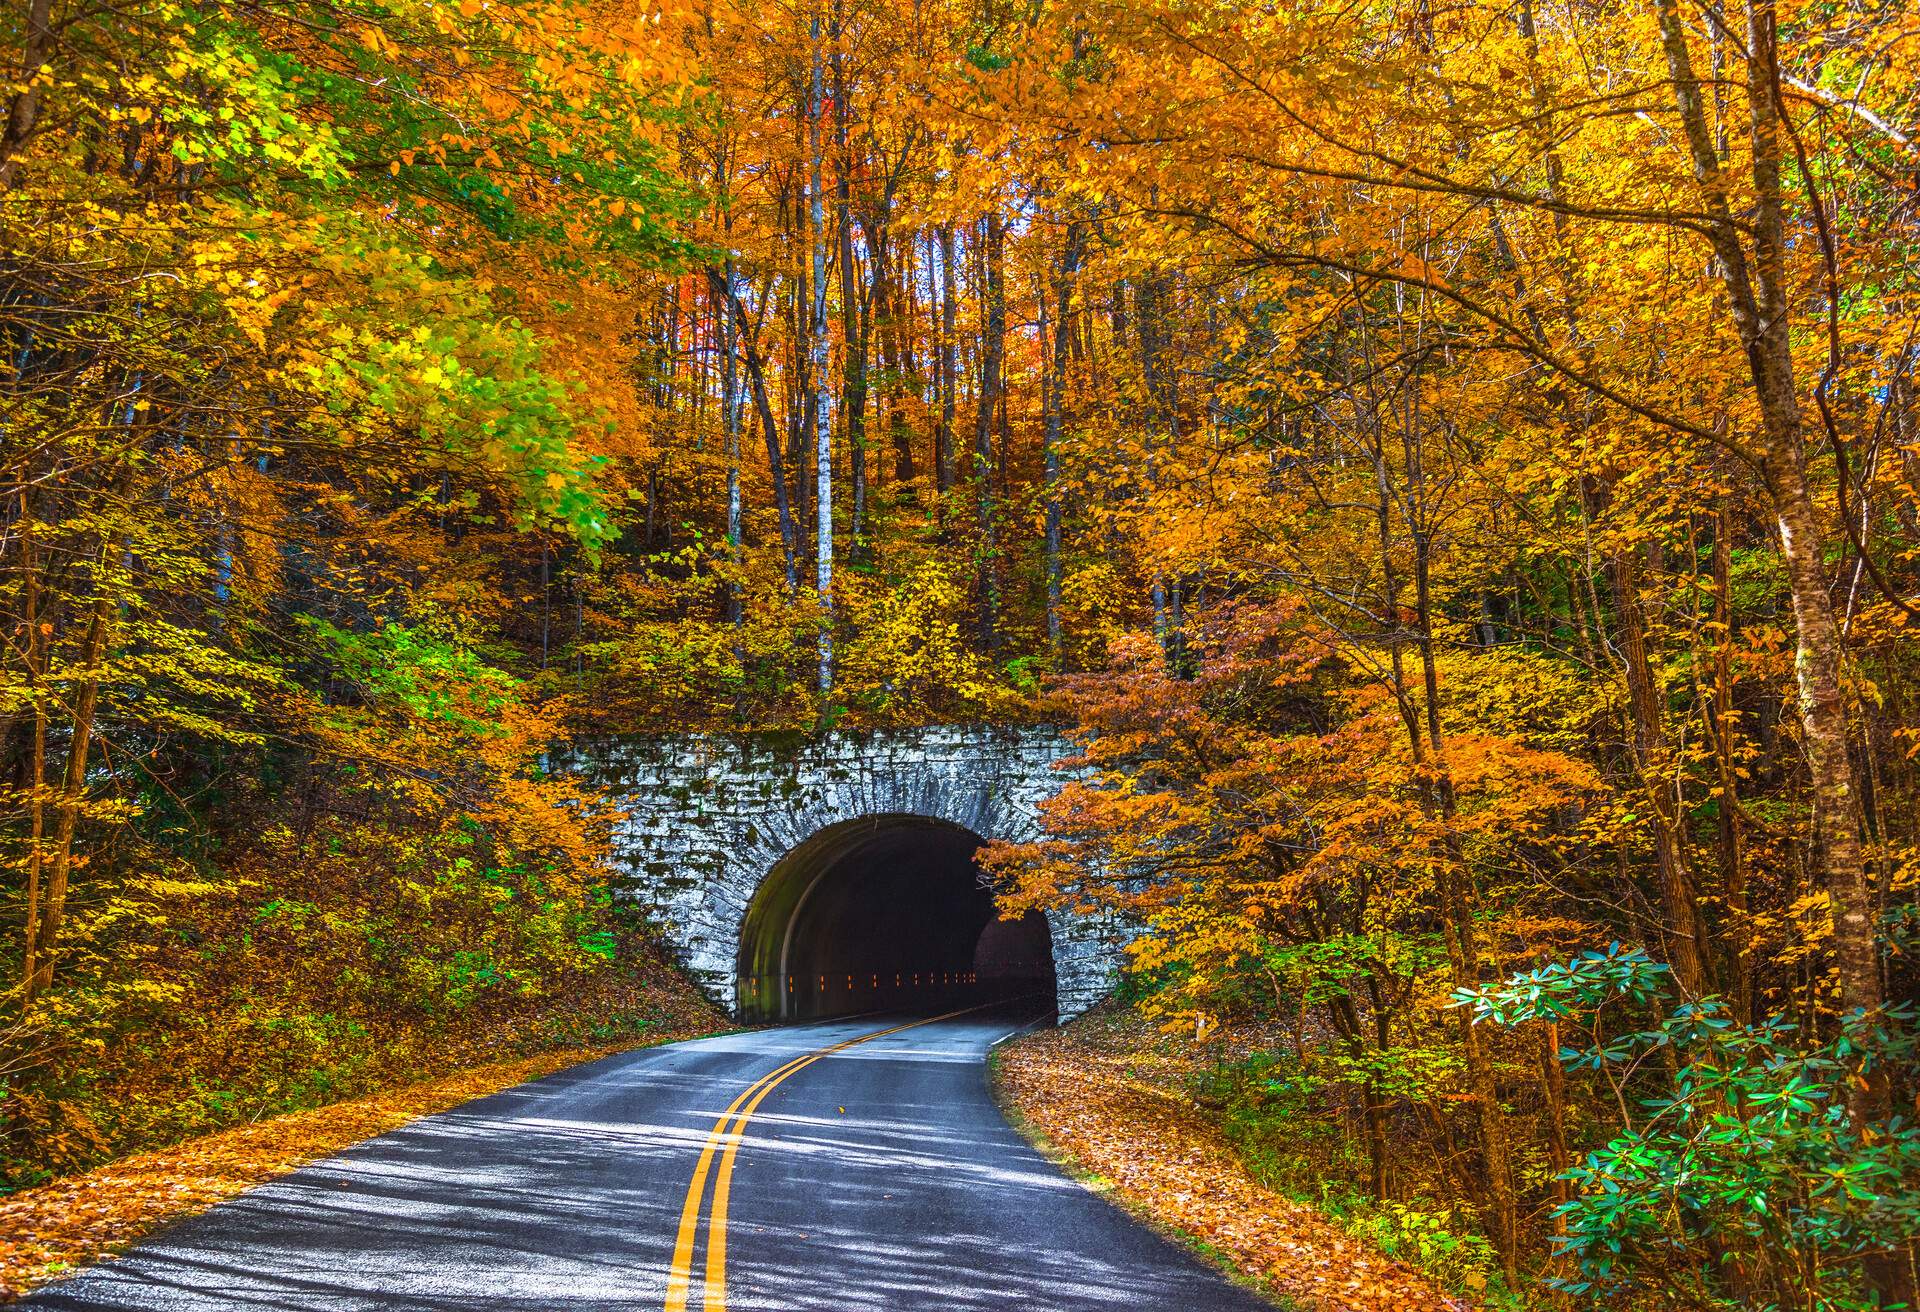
[567,727,1127,1018]
[735,814,1057,1021]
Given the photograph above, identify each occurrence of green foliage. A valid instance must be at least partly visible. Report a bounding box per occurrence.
[296,236,620,550]
[1464,949,1920,1309]
[301,618,516,737]
[575,930,619,962]
[1192,1054,1501,1299]
[1193,1052,1358,1179]
[1329,1194,1502,1300]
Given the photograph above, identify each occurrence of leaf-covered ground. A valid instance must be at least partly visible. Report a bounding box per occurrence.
[994,1008,1472,1312]
[0,1007,721,1303]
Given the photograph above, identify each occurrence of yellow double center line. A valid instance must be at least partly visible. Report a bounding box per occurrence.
[661,1005,990,1312]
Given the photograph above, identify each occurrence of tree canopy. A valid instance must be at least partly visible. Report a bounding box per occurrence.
[5,0,1918,1302]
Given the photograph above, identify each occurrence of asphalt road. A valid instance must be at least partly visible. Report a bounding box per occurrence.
[27,1010,1276,1310]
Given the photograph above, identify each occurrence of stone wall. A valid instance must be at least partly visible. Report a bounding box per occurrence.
[560,726,1124,1018]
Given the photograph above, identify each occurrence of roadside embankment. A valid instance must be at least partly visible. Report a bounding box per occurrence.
[0,993,721,1302]
[993,1007,1473,1312]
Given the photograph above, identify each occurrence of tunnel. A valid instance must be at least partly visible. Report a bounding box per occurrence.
[734,815,1057,1022]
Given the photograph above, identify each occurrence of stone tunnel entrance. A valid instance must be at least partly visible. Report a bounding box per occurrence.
[734,815,1057,1022]
[569,727,1123,1018]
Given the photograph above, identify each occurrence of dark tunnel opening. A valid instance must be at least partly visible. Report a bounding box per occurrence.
[735,815,1057,1023]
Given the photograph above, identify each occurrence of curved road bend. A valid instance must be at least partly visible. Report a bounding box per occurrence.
[27,1011,1276,1311]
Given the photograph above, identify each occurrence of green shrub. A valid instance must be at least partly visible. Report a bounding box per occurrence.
[1462,945,1920,1309]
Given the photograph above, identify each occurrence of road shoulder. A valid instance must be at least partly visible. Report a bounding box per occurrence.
[990,1008,1471,1312]
[0,1026,719,1304]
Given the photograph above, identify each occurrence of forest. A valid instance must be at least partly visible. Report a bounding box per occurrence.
[2,0,1917,1304]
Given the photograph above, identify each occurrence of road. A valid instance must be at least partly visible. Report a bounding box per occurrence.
[27,1010,1277,1310]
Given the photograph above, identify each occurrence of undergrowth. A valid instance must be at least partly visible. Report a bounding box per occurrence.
[1194,1052,1519,1306]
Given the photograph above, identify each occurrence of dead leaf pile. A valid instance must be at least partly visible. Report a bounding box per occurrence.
[995,1008,1474,1312]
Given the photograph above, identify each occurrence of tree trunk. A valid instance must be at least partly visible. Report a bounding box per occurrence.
[1541,1022,1574,1295]
[1136,277,1185,666]
[1651,41,1911,1301]
[833,51,867,554]
[1763,441,1881,1023]
[974,213,1005,652]
[720,263,744,623]
[808,14,833,695]
[708,269,798,590]
[1709,501,1753,1020]
[1649,0,1882,1038]
[1406,418,1520,1282]
[19,508,47,995]
[786,176,811,544]
[937,225,958,504]
[29,577,112,999]
[0,0,54,189]
[1608,542,1711,998]
[1041,222,1084,655]
[871,223,915,485]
